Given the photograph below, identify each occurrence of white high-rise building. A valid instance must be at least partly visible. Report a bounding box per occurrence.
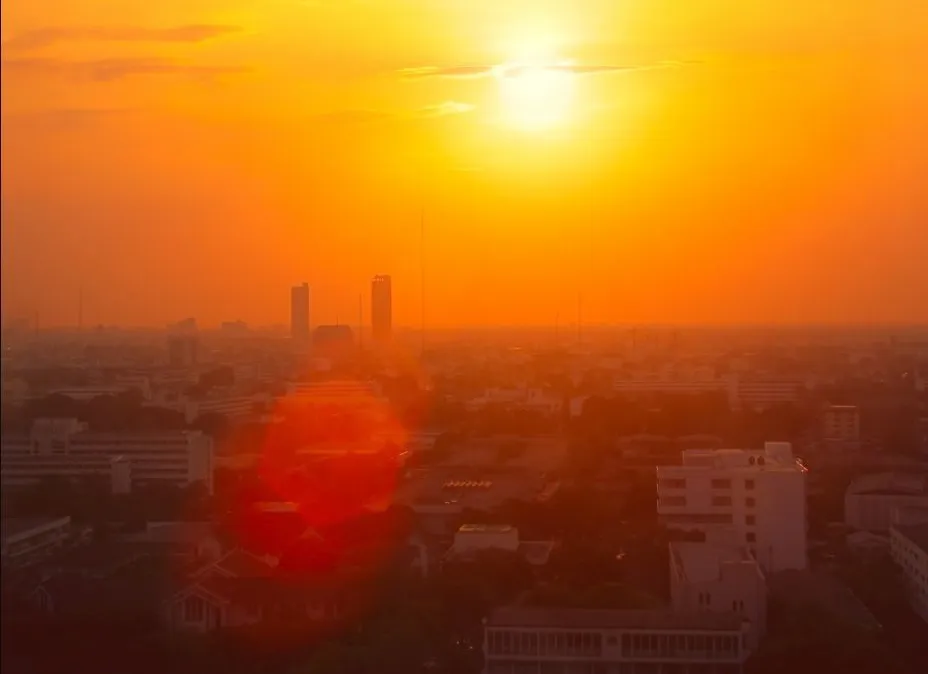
[657,442,808,573]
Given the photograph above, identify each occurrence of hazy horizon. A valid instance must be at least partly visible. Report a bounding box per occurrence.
[3,1,927,327]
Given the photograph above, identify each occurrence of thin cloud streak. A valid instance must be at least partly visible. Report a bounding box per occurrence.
[417,101,475,117]
[399,60,696,80]
[1,57,248,82]
[3,25,241,51]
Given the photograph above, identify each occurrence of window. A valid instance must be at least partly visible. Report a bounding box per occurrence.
[712,495,732,506]
[746,497,756,507]
[746,532,756,543]
[745,515,756,525]
[745,479,755,490]
[661,496,687,507]
[711,478,732,489]
[661,478,687,489]
[184,595,205,622]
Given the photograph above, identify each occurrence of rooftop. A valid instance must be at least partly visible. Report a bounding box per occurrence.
[894,523,928,554]
[486,606,744,632]
[670,542,758,583]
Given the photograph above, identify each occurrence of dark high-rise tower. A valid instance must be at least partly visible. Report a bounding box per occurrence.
[290,283,310,342]
[371,275,392,344]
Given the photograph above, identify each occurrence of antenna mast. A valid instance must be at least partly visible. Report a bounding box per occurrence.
[420,210,425,356]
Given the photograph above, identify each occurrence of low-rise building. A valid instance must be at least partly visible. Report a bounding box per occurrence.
[844,473,928,533]
[669,542,767,649]
[445,524,555,567]
[483,606,753,674]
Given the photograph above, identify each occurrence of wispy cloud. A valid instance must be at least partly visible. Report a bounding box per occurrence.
[3,25,241,51]
[310,109,393,125]
[418,101,475,117]
[399,60,696,80]
[1,57,248,82]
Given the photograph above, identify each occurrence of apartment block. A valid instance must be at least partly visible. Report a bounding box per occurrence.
[657,443,807,573]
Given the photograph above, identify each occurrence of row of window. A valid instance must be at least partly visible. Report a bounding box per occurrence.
[485,662,741,674]
[486,631,742,660]
[659,478,756,491]
[659,496,759,511]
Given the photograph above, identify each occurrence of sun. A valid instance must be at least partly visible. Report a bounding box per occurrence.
[495,61,576,131]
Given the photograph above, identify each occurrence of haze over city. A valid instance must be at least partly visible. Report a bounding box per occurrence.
[3,1,928,327]
[2,3,928,674]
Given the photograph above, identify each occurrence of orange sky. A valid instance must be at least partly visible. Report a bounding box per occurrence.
[2,1,927,328]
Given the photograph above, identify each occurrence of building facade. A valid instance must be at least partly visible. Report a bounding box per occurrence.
[290,283,311,342]
[483,606,753,674]
[371,274,392,344]
[889,523,928,623]
[822,405,860,444]
[1,419,214,494]
[844,473,928,533]
[657,443,808,574]
[669,542,767,650]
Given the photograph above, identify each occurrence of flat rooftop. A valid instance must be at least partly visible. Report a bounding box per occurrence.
[487,606,744,632]
[670,542,757,583]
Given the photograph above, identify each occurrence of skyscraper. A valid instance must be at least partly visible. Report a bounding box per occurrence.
[371,275,392,344]
[290,283,310,342]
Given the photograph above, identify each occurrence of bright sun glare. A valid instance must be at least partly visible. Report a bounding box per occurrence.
[496,61,576,131]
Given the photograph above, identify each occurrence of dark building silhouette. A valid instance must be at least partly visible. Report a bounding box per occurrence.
[371,275,392,344]
[290,283,310,342]
[312,324,355,360]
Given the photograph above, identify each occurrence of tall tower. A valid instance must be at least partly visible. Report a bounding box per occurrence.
[290,283,310,342]
[371,275,392,344]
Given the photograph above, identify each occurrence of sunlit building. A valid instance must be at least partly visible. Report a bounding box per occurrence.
[657,443,808,574]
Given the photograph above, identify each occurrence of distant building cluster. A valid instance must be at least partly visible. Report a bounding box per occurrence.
[288,274,393,349]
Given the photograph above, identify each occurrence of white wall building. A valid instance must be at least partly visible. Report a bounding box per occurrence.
[657,442,808,573]
[844,473,928,533]
[889,523,928,623]
[1,418,213,494]
[669,542,767,650]
[483,606,753,674]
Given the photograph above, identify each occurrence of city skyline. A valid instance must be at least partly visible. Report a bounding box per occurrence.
[2,1,927,327]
